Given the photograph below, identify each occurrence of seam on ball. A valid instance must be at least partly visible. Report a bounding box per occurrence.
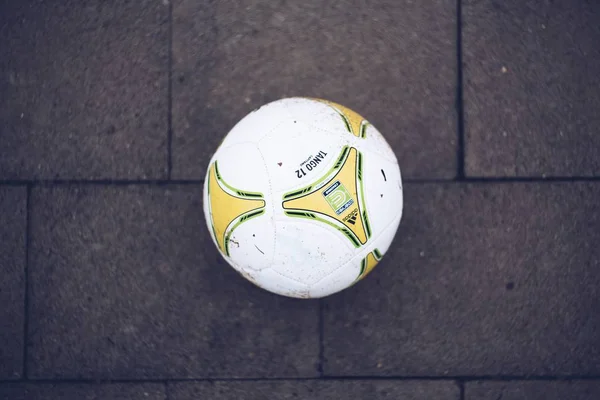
[255,144,277,268]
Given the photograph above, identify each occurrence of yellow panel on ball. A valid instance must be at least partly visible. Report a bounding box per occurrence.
[282,147,370,246]
[311,98,369,138]
[207,162,265,255]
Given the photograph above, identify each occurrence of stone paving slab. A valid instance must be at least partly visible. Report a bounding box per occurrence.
[172,0,457,180]
[463,0,600,177]
[0,187,26,379]
[0,383,165,400]
[0,0,169,179]
[465,381,600,400]
[27,185,318,379]
[324,183,600,376]
[169,380,460,400]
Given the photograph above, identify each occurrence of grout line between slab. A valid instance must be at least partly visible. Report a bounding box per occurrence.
[455,0,465,180]
[458,380,465,400]
[4,375,600,385]
[166,0,174,179]
[22,184,31,379]
[318,300,324,377]
[164,381,171,400]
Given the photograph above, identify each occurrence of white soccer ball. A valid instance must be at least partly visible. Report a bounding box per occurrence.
[203,97,403,298]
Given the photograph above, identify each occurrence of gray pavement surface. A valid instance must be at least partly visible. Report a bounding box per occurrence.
[169,381,460,400]
[0,383,165,400]
[1,0,599,399]
[465,381,600,400]
[463,0,600,177]
[0,0,169,180]
[0,188,26,379]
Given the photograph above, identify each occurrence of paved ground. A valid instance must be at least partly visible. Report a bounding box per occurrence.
[1,0,599,399]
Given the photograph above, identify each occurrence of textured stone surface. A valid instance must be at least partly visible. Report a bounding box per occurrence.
[0,383,165,400]
[324,183,600,376]
[466,381,600,400]
[169,380,460,400]
[463,0,600,177]
[0,0,168,179]
[172,0,457,179]
[0,187,26,379]
[28,185,318,379]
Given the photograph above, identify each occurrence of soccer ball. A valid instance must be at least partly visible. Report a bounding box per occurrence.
[203,97,403,298]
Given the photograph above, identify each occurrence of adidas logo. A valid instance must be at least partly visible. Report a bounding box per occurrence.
[343,208,359,225]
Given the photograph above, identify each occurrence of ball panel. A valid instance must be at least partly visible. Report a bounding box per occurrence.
[204,143,272,259]
[292,97,371,141]
[248,268,312,298]
[271,218,354,286]
[359,122,398,164]
[220,100,292,149]
[368,210,403,261]
[226,211,275,272]
[309,98,369,139]
[361,148,403,240]
[357,250,382,281]
[257,118,342,195]
[205,161,266,256]
[213,143,271,195]
[307,254,362,298]
[277,97,332,124]
[280,146,370,248]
